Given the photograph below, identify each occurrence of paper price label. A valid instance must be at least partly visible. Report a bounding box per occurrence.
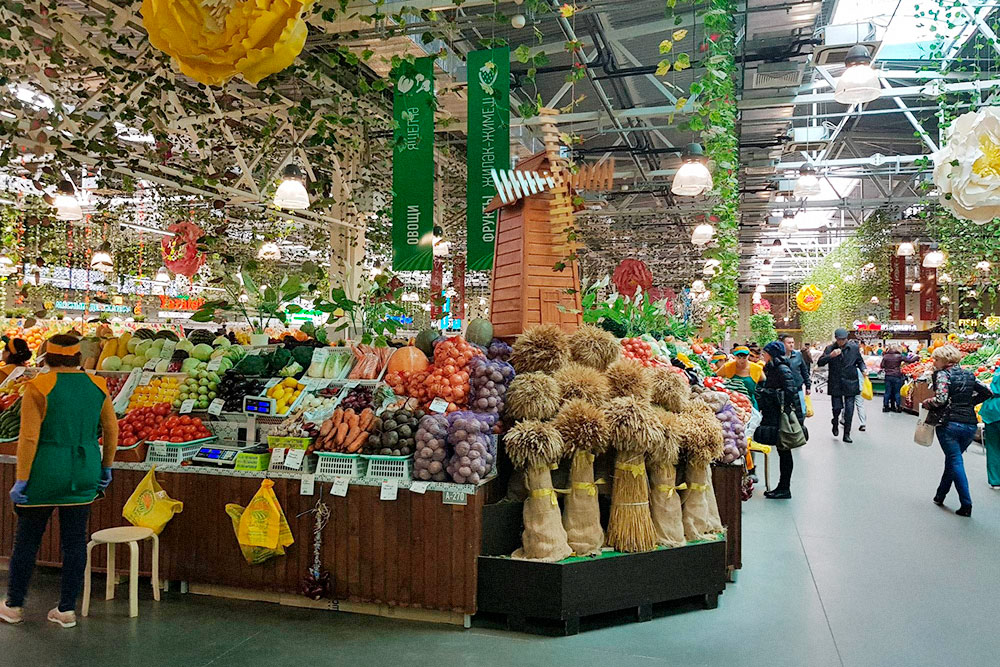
[162,339,177,354]
[271,447,286,465]
[139,371,155,386]
[310,348,330,366]
[443,489,468,505]
[380,479,398,501]
[179,399,196,414]
[143,359,158,370]
[206,358,222,372]
[207,398,225,416]
[285,448,305,470]
[330,477,349,497]
[300,474,316,496]
[409,481,430,495]
[428,397,449,414]
[152,442,168,457]
[306,377,332,391]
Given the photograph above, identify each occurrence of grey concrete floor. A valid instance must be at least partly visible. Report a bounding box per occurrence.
[3,395,1000,666]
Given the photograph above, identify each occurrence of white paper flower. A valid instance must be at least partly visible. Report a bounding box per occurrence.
[933,106,1000,224]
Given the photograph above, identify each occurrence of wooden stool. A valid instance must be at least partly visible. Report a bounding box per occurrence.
[82,527,160,618]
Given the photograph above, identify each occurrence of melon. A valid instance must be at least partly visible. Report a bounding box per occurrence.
[466,318,493,347]
[100,356,122,371]
[121,354,137,367]
[213,336,232,349]
[135,340,152,357]
[126,337,140,354]
[415,328,441,357]
[176,338,194,353]
[133,328,157,340]
[191,343,214,362]
[181,357,202,373]
[155,329,179,341]
[188,329,214,346]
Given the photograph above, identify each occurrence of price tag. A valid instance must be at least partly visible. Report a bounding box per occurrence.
[139,371,154,386]
[179,399,196,414]
[162,339,177,354]
[284,448,305,470]
[207,398,225,416]
[265,378,281,389]
[442,488,468,505]
[300,474,316,496]
[206,358,222,372]
[310,348,330,367]
[152,442,168,457]
[330,477,349,497]
[380,479,398,501]
[143,359,158,370]
[306,377,332,391]
[428,397,449,414]
[409,481,430,495]
[245,347,262,356]
[271,447,286,465]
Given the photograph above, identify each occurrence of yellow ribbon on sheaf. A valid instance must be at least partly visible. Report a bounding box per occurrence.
[571,478,607,496]
[530,488,559,507]
[576,451,596,464]
[550,462,560,470]
[615,462,645,478]
[654,482,687,498]
[688,482,709,492]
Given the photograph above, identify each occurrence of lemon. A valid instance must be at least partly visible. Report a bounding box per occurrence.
[283,377,298,388]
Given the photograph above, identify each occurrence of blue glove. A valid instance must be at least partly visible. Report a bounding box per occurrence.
[98,467,112,491]
[9,480,28,504]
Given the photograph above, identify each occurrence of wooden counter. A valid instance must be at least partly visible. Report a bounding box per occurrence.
[0,461,486,622]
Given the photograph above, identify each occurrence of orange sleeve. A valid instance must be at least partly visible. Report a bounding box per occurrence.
[16,383,47,481]
[99,396,118,467]
[717,361,734,379]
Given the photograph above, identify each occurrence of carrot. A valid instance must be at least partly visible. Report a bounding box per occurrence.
[331,408,344,428]
[345,430,367,453]
[334,422,349,447]
[319,420,333,437]
[358,408,374,431]
[345,410,359,431]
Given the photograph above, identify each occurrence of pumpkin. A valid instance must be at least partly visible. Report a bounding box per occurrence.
[386,346,430,374]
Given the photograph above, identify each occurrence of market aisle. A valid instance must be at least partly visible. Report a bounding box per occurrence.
[4,396,1000,667]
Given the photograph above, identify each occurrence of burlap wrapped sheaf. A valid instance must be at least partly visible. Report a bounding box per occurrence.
[562,450,604,556]
[648,461,685,547]
[680,461,721,542]
[512,466,573,562]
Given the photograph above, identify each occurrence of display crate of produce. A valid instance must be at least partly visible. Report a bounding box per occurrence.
[316,452,366,478]
[114,440,148,463]
[144,436,216,465]
[362,454,412,480]
[268,452,317,474]
[234,450,271,471]
[267,435,312,450]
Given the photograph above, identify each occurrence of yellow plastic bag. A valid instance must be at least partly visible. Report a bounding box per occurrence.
[901,382,911,398]
[804,394,814,418]
[226,504,286,565]
[236,479,293,550]
[122,467,183,535]
[861,375,874,401]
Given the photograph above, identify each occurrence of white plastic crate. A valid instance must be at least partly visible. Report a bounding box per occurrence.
[268,453,317,474]
[144,438,212,465]
[316,453,366,478]
[361,454,412,480]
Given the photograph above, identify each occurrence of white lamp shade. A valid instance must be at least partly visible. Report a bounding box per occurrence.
[941,296,951,304]
[90,251,112,272]
[274,178,309,210]
[752,292,762,303]
[691,223,715,245]
[911,282,922,292]
[906,314,914,322]
[258,241,282,261]
[155,266,170,282]
[976,260,991,271]
[672,162,713,196]
[777,216,798,234]
[769,240,784,256]
[53,194,82,221]
[870,296,879,304]
[834,63,881,104]
[922,250,946,268]
[896,242,915,256]
[755,284,765,293]
[793,173,821,198]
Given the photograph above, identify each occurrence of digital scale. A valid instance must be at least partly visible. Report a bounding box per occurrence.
[192,442,266,468]
[243,395,277,415]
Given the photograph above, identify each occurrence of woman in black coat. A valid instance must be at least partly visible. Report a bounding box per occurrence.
[754,341,806,499]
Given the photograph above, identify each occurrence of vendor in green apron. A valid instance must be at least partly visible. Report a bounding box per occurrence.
[718,345,765,409]
[1,335,119,629]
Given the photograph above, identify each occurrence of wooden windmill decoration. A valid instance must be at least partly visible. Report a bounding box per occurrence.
[485,108,614,338]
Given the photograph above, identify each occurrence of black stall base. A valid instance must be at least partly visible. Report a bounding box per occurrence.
[475,535,726,636]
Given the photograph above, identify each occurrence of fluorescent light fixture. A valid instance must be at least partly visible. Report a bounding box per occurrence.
[777,211,798,234]
[274,164,309,210]
[672,144,713,196]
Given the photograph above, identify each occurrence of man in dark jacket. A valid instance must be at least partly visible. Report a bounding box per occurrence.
[783,335,811,413]
[880,346,906,413]
[817,328,867,443]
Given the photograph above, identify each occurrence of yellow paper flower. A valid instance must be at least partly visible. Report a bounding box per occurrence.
[141,0,314,87]
[796,284,823,312]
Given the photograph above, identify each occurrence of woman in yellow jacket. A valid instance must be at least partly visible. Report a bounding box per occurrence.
[0,337,31,382]
[0,335,118,628]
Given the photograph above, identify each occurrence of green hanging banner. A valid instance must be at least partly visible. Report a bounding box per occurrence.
[466,47,510,271]
[392,57,435,271]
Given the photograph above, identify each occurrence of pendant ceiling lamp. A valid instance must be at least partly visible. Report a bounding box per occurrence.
[258,241,281,261]
[911,282,922,292]
[777,211,798,234]
[834,44,881,105]
[274,164,309,210]
[769,238,784,256]
[53,180,83,221]
[755,283,766,294]
[90,241,114,272]
[870,296,879,304]
[672,143,713,196]
[752,291,762,304]
[155,265,170,282]
[793,166,821,199]
[906,313,915,322]
[691,223,715,245]
[761,258,773,273]
[923,245,946,268]
[896,241,915,257]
